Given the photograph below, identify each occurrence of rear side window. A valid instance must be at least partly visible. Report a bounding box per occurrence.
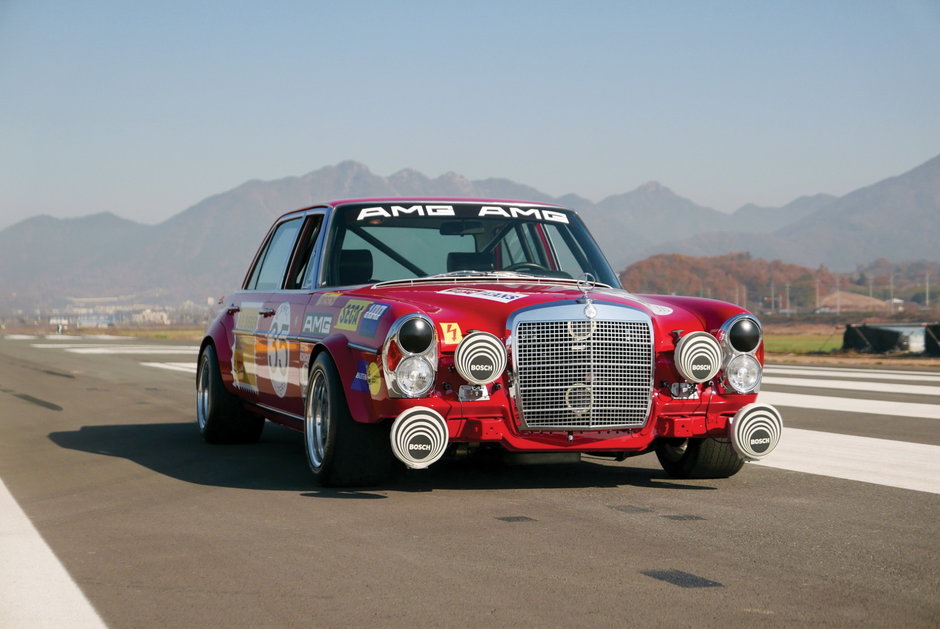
[246,218,303,290]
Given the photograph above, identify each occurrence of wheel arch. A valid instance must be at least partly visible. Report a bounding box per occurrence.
[306,335,381,425]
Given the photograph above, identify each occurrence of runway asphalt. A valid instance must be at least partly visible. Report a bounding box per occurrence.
[1,334,937,628]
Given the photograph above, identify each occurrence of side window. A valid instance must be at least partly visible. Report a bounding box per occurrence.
[246,218,303,290]
[287,215,325,290]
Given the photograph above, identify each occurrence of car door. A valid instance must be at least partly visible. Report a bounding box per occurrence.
[218,215,304,407]
[254,212,326,418]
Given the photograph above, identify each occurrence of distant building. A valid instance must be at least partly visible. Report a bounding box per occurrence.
[818,290,889,313]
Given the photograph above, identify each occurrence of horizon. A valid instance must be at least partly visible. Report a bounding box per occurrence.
[1,154,936,233]
[1,1,939,232]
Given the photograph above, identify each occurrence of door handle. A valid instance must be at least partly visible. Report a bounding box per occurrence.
[259,308,276,317]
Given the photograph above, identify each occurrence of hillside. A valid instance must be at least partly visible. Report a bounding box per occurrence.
[621,253,939,313]
[0,155,938,311]
[642,155,940,268]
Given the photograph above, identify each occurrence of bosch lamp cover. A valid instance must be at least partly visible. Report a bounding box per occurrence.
[674,331,721,383]
[454,331,508,385]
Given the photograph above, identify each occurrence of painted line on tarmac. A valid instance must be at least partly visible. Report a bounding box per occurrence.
[754,427,940,495]
[28,343,198,355]
[765,366,940,383]
[64,346,198,355]
[759,391,940,420]
[0,478,107,629]
[141,362,197,374]
[762,376,939,396]
[30,344,120,349]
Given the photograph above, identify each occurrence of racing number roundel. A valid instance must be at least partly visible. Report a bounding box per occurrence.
[268,303,291,398]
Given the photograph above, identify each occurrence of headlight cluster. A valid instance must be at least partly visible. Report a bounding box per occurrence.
[672,314,763,394]
[720,315,763,393]
[383,315,438,397]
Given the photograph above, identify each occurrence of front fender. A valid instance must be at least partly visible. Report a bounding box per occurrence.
[312,334,384,424]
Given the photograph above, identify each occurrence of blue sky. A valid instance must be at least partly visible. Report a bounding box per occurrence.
[1,0,938,231]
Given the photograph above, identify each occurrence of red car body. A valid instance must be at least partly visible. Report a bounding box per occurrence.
[197,199,782,486]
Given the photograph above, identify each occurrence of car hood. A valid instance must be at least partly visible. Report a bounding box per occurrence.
[354,278,749,345]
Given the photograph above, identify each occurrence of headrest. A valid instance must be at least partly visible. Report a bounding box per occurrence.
[447,251,495,272]
[338,249,373,285]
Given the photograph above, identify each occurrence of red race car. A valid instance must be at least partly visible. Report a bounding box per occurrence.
[197,199,782,486]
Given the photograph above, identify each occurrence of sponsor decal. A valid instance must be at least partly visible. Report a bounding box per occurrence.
[478,205,569,224]
[359,303,390,337]
[302,313,332,335]
[628,297,673,315]
[267,303,291,398]
[749,429,772,453]
[351,361,371,392]
[468,355,496,379]
[357,205,456,221]
[406,434,434,459]
[438,287,527,303]
[354,204,569,224]
[335,299,371,331]
[367,361,382,396]
[230,301,264,392]
[315,292,342,307]
[440,322,464,345]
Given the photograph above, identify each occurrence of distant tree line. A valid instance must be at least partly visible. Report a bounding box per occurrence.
[619,253,938,313]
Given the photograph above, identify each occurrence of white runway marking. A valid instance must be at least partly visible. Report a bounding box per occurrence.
[759,391,940,420]
[754,427,940,495]
[141,362,197,374]
[65,346,198,355]
[3,334,38,340]
[0,478,107,629]
[30,343,197,355]
[765,366,940,383]
[762,376,939,396]
[31,344,126,349]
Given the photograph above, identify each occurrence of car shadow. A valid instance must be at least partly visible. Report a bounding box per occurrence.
[49,420,716,497]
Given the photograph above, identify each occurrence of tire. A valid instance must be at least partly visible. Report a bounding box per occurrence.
[304,353,394,487]
[196,344,264,444]
[654,437,745,479]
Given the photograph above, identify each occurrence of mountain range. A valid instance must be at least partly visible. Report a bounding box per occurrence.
[1,155,938,311]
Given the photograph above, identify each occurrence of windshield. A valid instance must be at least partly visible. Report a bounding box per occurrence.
[320,202,619,287]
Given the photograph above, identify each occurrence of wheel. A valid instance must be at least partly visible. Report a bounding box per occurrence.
[503,262,549,274]
[654,437,745,479]
[304,353,394,487]
[196,344,264,443]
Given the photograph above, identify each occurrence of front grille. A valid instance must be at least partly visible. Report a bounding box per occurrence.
[513,319,653,430]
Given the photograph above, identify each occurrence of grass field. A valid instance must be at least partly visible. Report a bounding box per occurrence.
[763,333,844,354]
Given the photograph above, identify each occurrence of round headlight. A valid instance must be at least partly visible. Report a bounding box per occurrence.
[729,317,761,353]
[726,354,761,393]
[398,317,433,354]
[395,355,435,396]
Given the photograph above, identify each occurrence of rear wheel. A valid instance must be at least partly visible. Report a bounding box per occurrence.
[655,437,744,479]
[304,353,393,487]
[196,344,264,443]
